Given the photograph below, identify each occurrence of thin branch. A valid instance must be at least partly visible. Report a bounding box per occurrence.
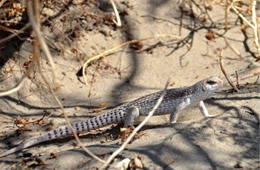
[225,0,230,30]
[251,0,260,56]
[235,71,240,89]
[223,37,242,58]
[29,0,104,163]
[101,81,169,169]
[27,0,56,84]
[0,76,27,97]
[0,25,24,34]
[0,0,7,7]
[0,23,30,44]
[239,68,260,81]
[230,0,259,58]
[219,49,239,92]
[230,1,254,28]
[110,0,121,27]
[41,73,105,163]
[82,34,180,85]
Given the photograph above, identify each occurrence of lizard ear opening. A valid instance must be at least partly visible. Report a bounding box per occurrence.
[206,80,217,85]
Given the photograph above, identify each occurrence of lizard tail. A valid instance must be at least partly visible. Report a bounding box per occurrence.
[0,133,51,158]
[0,121,86,158]
[0,108,125,158]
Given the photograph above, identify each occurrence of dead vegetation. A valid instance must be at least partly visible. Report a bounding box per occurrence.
[0,0,259,169]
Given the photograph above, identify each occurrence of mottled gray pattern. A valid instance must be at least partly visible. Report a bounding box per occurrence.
[0,77,222,157]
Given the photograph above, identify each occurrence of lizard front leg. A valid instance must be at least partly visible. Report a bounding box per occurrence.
[170,97,191,124]
[199,100,215,117]
[124,106,140,127]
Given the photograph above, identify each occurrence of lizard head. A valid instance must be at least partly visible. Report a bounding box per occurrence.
[202,77,223,92]
[194,77,223,100]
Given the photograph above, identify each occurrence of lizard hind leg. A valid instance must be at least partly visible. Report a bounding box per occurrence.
[124,106,140,127]
[169,111,179,124]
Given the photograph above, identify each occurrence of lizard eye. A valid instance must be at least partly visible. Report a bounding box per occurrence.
[206,80,217,85]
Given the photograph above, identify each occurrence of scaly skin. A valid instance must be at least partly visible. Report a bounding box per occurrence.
[0,77,223,157]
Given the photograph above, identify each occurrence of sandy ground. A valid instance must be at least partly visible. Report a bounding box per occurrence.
[0,0,259,169]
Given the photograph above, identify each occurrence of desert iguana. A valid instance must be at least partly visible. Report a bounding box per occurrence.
[0,77,223,157]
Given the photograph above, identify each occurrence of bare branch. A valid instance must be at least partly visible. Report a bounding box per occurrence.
[82,34,180,85]
[28,0,104,163]
[219,49,239,92]
[251,0,260,56]
[0,23,30,44]
[230,0,259,58]
[230,1,254,28]
[101,81,169,169]
[0,76,27,97]
[0,0,7,7]
[27,0,56,84]
[110,0,121,27]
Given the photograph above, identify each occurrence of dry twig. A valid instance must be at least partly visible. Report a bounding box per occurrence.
[0,0,7,7]
[230,0,260,58]
[223,37,242,58]
[224,0,230,30]
[27,0,56,84]
[101,81,169,169]
[230,1,254,28]
[110,0,121,27]
[219,49,239,91]
[0,23,30,44]
[82,34,180,85]
[0,75,27,97]
[239,67,260,81]
[251,0,260,57]
[28,0,104,163]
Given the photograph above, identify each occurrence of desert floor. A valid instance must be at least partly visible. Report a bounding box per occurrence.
[0,0,259,169]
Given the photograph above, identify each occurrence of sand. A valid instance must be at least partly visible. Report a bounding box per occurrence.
[0,0,259,169]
